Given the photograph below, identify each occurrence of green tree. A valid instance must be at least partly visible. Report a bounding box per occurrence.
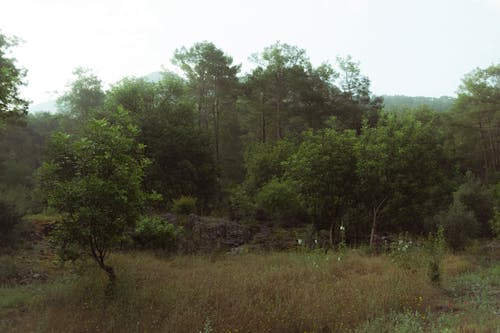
[334,55,382,132]
[452,64,500,176]
[173,42,242,178]
[355,123,391,246]
[246,42,312,141]
[285,129,357,247]
[453,172,494,237]
[374,110,455,235]
[40,108,149,284]
[57,67,105,119]
[0,32,28,127]
[105,74,218,210]
[242,139,296,194]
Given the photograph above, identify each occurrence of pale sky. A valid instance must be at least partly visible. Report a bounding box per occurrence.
[1,0,499,105]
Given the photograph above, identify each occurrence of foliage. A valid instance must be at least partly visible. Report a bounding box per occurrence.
[383,95,455,113]
[227,185,255,221]
[242,139,296,193]
[133,216,183,251]
[453,172,494,237]
[452,63,500,177]
[172,196,197,215]
[105,74,219,209]
[255,178,301,222]
[173,42,243,183]
[425,226,447,285]
[40,108,149,282]
[56,67,105,119]
[0,32,28,125]
[435,201,479,250]
[285,128,357,244]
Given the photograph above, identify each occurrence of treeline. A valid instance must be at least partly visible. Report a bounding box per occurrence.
[1,40,499,249]
[382,95,455,113]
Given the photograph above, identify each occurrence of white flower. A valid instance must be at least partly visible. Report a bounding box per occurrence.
[339,225,345,231]
[297,238,303,245]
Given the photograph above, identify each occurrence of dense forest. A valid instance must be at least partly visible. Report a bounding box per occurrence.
[1,35,499,262]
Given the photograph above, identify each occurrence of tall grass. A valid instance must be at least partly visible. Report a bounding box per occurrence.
[3,250,440,332]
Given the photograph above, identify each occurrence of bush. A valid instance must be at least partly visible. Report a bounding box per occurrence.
[0,201,22,247]
[172,196,197,215]
[424,226,446,285]
[133,216,183,251]
[255,178,302,223]
[436,201,479,250]
[453,174,494,237]
[228,186,255,221]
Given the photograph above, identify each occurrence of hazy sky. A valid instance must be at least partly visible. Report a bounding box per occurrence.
[1,0,499,105]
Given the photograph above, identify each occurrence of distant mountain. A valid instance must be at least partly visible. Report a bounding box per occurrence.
[382,95,455,112]
[29,100,57,114]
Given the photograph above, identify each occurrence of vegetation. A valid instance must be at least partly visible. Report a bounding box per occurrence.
[39,108,149,283]
[0,32,499,331]
[0,32,28,125]
[1,246,498,332]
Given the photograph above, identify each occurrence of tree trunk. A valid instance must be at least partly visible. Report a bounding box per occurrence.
[369,197,387,247]
[102,263,116,284]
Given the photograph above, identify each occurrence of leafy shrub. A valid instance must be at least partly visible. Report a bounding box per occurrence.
[134,216,183,251]
[0,200,22,246]
[424,226,446,285]
[453,173,494,237]
[227,186,255,221]
[172,196,197,215]
[436,201,479,250]
[255,178,302,223]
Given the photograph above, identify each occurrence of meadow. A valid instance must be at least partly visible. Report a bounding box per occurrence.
[1,234,498,333]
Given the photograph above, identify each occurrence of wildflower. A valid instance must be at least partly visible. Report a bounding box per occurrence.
[297,238,303,245]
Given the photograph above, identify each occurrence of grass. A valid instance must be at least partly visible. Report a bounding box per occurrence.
[0,250,441,332]
[0,242,498,332]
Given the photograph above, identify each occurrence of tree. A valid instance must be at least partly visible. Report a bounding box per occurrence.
[0,32,28,128]
[370,110,455,235]
[247,42,312,141]
[242,139,297,194]
[285,128,357,247]
[105,74,219,210]
[355,123,391,246]
[173,42,241,173]
[452,64,500,177]
[40,108,149,284]
[57,67,105,119]
[334,55,382,132]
